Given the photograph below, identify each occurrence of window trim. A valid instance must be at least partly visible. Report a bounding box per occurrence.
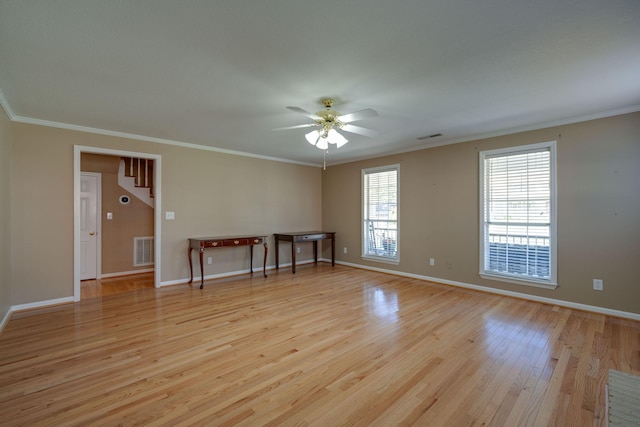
[362,164,400,264]
[479,141,557,289]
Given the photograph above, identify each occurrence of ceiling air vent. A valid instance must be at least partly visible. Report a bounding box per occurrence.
[417,133,442,140]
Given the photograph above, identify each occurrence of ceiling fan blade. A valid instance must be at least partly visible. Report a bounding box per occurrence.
[286,106,321,120]
[337,108,378,123]
[341,124,379,137]
[273,123,318,131]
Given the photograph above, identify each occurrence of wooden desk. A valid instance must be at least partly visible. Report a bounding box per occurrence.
[188,236,267,289]
[274,231,335,273]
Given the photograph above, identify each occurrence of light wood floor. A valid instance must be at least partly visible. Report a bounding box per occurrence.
[81,272,156,299]
[1,264,638,426]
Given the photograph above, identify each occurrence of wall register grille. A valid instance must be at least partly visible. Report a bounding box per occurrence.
[134,236,154,267]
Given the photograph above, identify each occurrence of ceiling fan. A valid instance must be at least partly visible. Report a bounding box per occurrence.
[274,98,379,150]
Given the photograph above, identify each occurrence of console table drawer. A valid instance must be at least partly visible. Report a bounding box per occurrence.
[195,237,265,249]
[300,233,330,241]
[188,235,269,288]
[221,238,250,246]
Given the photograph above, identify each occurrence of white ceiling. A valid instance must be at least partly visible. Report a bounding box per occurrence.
[1,1,639,166]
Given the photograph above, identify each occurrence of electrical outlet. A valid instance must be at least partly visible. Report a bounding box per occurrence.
[344,247,348,254]
[297,247,301,254]
[207,257,213,265]
[593,279,603,291]
[430,258,435,266]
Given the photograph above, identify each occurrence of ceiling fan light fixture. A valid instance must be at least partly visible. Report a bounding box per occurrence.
[277,98,378,158]
[327,129,348,147]
[305,130,320,145]
[316,138,329,150]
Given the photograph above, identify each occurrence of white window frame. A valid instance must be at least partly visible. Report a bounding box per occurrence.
[362,164,400,264]
[479,141,557,289]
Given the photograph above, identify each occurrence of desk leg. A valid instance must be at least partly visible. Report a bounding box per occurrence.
[331,236,335,266]
[292,242,296,274]
[188,247,194,283]
[275,237,280,270]
[263,243,268,277]
[199,249,205,289]
[249,245,254,274]
[313,241,318,264]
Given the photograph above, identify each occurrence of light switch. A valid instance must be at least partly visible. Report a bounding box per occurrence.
[165,211,175,220]
[106,212,113,220]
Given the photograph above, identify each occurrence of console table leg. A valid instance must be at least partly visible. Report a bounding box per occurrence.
[263,243,268,277]
[199,249,204,289]
[275,238,280,269]
[292,243,296,274]
[188,247,194,283]
[313,241,318,264]
[249,245,254,274]
[331,236,335,266]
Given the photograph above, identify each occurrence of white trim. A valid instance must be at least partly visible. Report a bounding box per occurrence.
[15,115,319,168]
[0,88,15,120]
[11,297,75,312]
[479,141,557,288]
[74,146,162,302]
[329,104,640,166]
[159,260,315,287]
[0,309,12,333]
[335,260,640,321]
[4,261,637,328]
[100,268,155,279]
[361,164,400,263]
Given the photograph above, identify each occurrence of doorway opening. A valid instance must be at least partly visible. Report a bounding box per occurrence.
[74,146,162,301]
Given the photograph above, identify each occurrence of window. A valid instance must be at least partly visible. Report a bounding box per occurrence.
[480,142,556,288]
[363,165,399,263]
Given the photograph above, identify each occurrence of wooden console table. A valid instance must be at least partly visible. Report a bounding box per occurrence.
[188,235,268,289]
[274,231,335,273]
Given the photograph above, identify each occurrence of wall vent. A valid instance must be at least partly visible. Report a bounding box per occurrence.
[134,236,154,267]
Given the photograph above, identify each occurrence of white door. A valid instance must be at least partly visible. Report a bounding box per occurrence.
[80,173,100,280]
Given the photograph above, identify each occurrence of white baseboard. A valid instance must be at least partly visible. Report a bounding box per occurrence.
[100,268,154,279]
[0,308,12,333]
[7,260,635,325]
[11,297,75,313]
[159,260,316,287]
[335,260,640,321]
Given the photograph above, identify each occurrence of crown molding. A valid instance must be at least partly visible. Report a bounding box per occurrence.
[330,104,640,166]
[10,114,320,168]
[0,88,16,120]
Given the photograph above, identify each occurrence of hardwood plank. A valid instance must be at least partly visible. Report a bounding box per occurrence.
[0,264,638,426]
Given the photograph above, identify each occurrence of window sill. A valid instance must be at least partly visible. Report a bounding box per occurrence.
[480,272,557,290]
[362,255,399,265]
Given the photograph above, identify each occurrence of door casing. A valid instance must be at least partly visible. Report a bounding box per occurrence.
[74,146,162,301]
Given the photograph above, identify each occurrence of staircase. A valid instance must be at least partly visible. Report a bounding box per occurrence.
[119,157,155,207]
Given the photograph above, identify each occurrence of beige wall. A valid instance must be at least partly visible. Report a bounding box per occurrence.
[7,112,639,315]
[81,153,154,275]
[11,123,322,305]
[323,112,640,314]
[0,108,11,321]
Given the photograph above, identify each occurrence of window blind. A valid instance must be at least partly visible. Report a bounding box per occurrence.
[483,147,552,280]
[363,166,398,260]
